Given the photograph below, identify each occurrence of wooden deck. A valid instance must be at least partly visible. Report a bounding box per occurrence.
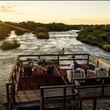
[14,65,69,106]
[74,77,110,100]
[16,90,40,103]
[17,65,68,90]
[16,87,74,103]
[5,54,110,110]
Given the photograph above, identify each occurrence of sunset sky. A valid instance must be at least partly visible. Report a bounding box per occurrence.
[0,1,110,25]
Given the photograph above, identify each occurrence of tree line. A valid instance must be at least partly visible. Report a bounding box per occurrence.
[77,24,110,52]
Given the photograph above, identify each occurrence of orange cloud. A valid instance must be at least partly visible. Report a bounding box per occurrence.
[0,5,13,12]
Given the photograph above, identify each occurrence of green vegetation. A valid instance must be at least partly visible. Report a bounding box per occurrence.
[77,25,110,52]
[0,21,31,40]
[0,39,20,50]
[5,21,82,33]
[4,21,82,39]
[35,27,49,39]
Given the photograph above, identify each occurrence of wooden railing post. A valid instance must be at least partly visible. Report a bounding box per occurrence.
[101,79,105,96]
[64,87,66,110]
[77,86,80,110]
[72,55,75,63]
[96,61,99,68]
[109,68,110,76]
[79,101,82,110]
[87,54,89,65]
[93,99,97,110]
[11,75,15,104]
[6,84,10,103]
[58,55,59,65]
[40,88,44,110]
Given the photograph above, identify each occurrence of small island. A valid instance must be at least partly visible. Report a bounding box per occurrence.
[0,39,20,50]
[35,27,49,39]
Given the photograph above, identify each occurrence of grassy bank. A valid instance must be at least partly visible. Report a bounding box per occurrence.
[0,22,31,40]
[77,25,110,52]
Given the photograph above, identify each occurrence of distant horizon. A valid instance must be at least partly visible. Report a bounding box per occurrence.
[2,20,110,25]
[0,1,110,25]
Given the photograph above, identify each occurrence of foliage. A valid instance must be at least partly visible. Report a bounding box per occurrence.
[0,22,30,40]
[37,32,49,39]
[102,44,110,51]
[77,25,110,52]
[1,39,20,50]
[36,27,49,39]
[5,21,82,32]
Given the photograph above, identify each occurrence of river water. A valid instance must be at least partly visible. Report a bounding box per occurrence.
[0,30,110,109]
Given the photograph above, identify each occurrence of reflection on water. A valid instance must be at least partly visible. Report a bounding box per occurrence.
[0,30,110,109]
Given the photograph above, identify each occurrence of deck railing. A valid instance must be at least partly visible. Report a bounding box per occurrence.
[40,84,80,110]
[18,53,89,65]
[74,76,110,99]
[89,54,110,73]
[5,53,110,109]
[6,56,19,104]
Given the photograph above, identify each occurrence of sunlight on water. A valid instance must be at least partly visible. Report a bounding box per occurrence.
[8,31,17,39]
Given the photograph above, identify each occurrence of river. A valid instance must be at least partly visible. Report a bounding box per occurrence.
[0,30,110,109]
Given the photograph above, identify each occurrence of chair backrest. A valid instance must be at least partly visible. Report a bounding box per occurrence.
[67,68,85,83]
[67,70,72,83]
[72,68,85,79]
[96,68,108,77]
[88,64,96,70]
[87,70,97,78]
[47,66,54,75]
[24,66,32,76]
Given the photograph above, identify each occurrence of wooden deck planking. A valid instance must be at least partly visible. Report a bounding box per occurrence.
[15,90,40,103]
[79,86,110,100]
[17,75,66,90]
[104,86,110,95]
[15,63,110,108]
[43,87,74,97]
[79,88,102,98]
[17,65,68,91]
[15,88,74,103]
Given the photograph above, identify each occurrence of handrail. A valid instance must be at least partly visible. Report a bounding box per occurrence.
[19,53,89,57]
[40,84,80,89]
[18,54,110,69]
[89,54,110,68]
[6,56,19,103]
[72,76,110,80]
[40,84,80,110]
[6,56,19,84]
[74,77,110,97]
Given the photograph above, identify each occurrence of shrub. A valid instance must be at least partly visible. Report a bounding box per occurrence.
[37,32,49,39]
[35,27,49,39]
[102,44,110,51]
[1,39,20,50]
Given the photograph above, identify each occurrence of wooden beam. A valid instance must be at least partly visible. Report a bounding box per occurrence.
[40,88,44,110]
[79,101,82,110]
[55,66,68,85]
[64,87,66,110]
[93,99,97,110]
